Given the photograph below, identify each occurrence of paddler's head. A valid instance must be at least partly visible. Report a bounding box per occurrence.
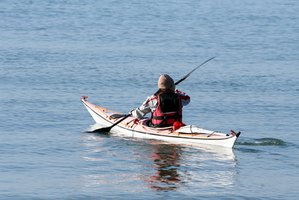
[158,74,175,92]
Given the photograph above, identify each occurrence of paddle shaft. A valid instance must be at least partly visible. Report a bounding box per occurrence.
[110,114,130,129]
[174,56,216,86]
[92,57,215,133]
[90,114,130,133]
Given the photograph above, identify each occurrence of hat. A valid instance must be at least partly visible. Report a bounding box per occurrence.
[158,74,175,91]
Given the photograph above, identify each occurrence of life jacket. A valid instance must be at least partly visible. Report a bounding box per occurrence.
[151,92,182,127]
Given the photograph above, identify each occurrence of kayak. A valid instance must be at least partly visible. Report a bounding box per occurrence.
[81,96,241,148]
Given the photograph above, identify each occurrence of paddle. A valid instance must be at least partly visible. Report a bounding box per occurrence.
[174,56,216,85]
[91,114,131,133]
[92,56,216,133]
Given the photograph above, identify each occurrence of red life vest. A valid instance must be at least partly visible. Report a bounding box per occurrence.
[151,92,182,127]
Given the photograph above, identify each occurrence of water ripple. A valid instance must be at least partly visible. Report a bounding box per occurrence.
[237,138,286,146]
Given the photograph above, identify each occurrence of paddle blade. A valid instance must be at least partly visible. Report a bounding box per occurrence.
[89,126,112,134]
[87,114,131,134]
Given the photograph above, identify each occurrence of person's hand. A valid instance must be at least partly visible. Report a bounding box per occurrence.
[175,89,186,95]
[128,109,135,115]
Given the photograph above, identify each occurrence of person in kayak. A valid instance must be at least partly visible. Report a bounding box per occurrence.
[131,74,190,128]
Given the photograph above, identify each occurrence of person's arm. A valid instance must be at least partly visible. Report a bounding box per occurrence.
[176,89,190,106]
[131,96,157,119]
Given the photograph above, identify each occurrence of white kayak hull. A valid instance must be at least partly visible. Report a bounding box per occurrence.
[81,96,241,148]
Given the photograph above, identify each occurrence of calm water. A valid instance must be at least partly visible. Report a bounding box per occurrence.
[1,0,299,199]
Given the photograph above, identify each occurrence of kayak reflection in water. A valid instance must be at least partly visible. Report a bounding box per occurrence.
[131,74,190,129]
[147,144,182,191]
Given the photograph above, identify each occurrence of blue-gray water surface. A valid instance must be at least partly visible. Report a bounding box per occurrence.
[1,0,298,199]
